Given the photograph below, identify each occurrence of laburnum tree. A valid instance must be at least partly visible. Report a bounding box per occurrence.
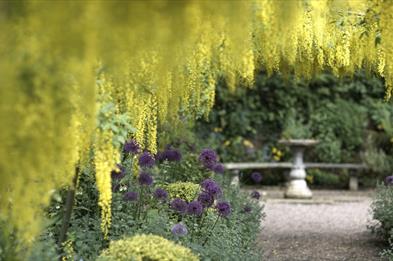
[0,0,392,246]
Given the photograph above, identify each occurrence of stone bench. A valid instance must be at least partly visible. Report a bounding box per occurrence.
[224,162,367,192]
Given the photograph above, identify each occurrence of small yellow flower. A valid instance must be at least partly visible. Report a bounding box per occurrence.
[213,127,223,133]
[243,139,254,148]
[306,175,314,184]
[224,140,231,147]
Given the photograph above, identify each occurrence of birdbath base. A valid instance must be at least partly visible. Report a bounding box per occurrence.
[285,179,312,199]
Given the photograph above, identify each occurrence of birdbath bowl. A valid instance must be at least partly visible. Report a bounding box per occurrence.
[279,139,319,199]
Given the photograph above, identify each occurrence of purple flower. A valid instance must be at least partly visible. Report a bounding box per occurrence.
[212,163,225,174]
[111,164,125,180]
[251,172,262,183]
[171,223,188,237]
[123,139,140,154]
[197,192,214,208]
[153,188,168,201]
[124,191,138,202]
[162,148,182,162]
[138,171,153,186]
[385,175,393,185]
[138,152,155,168]
[199,149,218,169]
[170,198,188,214]
[242,205,252,213]
[216,201,231,217]
[186,201,203,216]
[201,178,222,198]
[250,190,260,200]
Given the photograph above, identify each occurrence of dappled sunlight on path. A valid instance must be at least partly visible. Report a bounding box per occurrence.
[258,189,386,261]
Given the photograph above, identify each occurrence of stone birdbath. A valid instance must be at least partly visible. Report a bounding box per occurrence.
[279,139,319,199]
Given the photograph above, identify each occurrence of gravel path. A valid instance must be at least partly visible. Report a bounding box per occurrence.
[258,190,386,261]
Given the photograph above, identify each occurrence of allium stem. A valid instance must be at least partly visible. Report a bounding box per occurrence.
[202,215,220,246]
[198,213,205,227]
[122,152,127,162]
[143,190,151,221]
[137,186,144,221]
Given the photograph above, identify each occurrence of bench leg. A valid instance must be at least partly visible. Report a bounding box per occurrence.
[349,176,358,191]
[230,170,240,187]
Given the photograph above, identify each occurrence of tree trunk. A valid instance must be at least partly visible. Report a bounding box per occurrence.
[58,167,80,257]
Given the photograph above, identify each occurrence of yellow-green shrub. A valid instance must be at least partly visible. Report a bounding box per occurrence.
[166,182,200,202]
[98,234,199,261]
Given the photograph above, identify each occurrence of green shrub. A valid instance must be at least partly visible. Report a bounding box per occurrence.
[97,234,199,261]
[282,109,311,139]
[370,183,393,259]
[27,235,59,261]
[165,182,201,202]
[371,184,393,238]
[307,169,349,189]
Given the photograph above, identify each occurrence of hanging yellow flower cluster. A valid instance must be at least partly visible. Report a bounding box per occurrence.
[1,0,393,243]
[0,2,96,243]
[94,129,120,238]
[252,0,393,97]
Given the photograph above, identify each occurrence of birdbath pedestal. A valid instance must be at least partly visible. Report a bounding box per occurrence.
[279,139,318,199]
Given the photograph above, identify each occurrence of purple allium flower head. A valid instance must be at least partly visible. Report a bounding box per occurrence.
[123,139,140,154]
[171,223,188,237]
[250,190,261,200]
[186,201,203,216]
[251,172,262,183]
[153,188,168,201]
[201,178,222,198]
[212,163,225,174]
[162,148,182,162]
[242,205,252,213]
[216,201,231,217]
[138,152,155,168]
[138,171,153,186]
[197,192,214,208]
[199,149,218,168]
[124,191,138,202]
[111,164,125,180]
[385,175,393,185]
[170,198,188,214]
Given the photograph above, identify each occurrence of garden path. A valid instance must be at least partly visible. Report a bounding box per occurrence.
[257,189,386,261]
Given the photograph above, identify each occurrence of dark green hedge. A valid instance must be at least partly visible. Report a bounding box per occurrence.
[196,71,393,186]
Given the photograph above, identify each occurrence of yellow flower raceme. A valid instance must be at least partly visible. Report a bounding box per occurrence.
[243,139,254,149]
[94,130,120,238]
